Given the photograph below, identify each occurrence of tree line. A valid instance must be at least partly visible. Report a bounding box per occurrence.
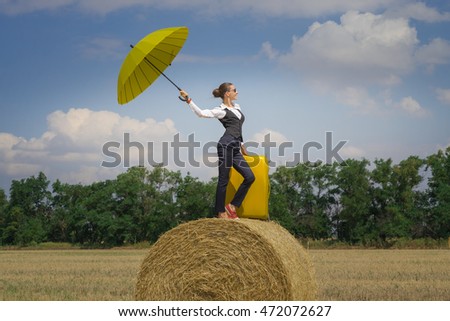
[0,147,449,247]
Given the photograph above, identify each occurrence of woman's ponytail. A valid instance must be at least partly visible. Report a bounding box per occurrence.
[212,82,233,99]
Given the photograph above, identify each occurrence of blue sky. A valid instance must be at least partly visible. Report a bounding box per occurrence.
[0,0,450,191]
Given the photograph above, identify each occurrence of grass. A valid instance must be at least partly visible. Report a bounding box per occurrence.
[311,249,450,300]
[0,249,143,300]
[0,249,449,300]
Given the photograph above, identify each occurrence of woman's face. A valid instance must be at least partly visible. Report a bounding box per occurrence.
[226,84,238,101]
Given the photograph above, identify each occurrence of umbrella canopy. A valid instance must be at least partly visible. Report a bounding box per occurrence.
[117,26,189,105]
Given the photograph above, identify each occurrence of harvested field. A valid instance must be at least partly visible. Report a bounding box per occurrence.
[0,249,142,300]
[310,249,450,300]
[0,249,449,300]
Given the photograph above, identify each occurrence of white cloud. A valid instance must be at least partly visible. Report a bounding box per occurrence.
[1,0,449,28]
[335,87,379,114]
[250,128,289,147]
[396,96,428,117]
[249,0,396,18]
[386,2,450,22]
[177,53,251,64]
[415,38,450,70]
[340,145,366,159]
[42,108,177,152]
[436,140,450,153]
[79,37,124,60]
[0,0,74,15]
[260,10,450,114]
[84,0,450,21]
[58,165,124,186]
[260,42,280,60]
[278,11,418,87]
[0,108,178,187]
[0,162,43,178]
[0,0,429,18]
[436,88,450,105]
[248,129,305,167]
[0,133,22,150]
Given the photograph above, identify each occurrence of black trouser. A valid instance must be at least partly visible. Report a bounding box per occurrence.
[215,135,255,214]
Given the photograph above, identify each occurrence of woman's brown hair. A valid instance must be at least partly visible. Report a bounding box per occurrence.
[212,82,233,99]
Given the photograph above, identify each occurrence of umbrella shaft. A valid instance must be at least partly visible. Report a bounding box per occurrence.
[146,58,182,91]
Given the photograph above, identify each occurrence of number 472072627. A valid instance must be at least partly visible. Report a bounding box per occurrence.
[259,305,332,317]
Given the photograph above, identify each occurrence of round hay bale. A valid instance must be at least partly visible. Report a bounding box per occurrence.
[136,218,317,301]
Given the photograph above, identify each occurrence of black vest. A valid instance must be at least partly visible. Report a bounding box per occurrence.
[218,108,245,142]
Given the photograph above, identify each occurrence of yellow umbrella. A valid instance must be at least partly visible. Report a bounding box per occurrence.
[117,26,189,105]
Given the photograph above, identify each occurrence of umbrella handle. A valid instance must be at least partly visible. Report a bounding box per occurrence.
[178,95,188,102]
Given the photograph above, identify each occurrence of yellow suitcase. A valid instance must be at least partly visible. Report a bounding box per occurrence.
[226,155,270,220]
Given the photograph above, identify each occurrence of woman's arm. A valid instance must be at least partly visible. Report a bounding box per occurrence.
[180,90,225,119]
[188,100,225,118]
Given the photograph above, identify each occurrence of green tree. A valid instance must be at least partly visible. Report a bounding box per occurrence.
[176,173,215,222]
[369,157,424,245]
[270,165,307,236]
[113,166,150,244]
[6,172,52,245]
[309,163,338,239]
[392,156,425,238]
[270,166,297,233]
[0,188,6,211]
[369,158,401,245]
[426,147,450,238]
[1,150,444,248]
[142,167,182,242]
[9,172,52,216]
[270,162,337,238]
[76,179,117,246]
[51,180,90,243]
[0,189,7,244]
[335,159,372,243]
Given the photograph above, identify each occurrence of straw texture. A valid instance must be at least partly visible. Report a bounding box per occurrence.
[135,218,317,301]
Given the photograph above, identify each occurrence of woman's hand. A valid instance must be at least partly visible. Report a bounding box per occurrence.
[179,90,189,99]
[241,143,248,156]
[179,90,191,103]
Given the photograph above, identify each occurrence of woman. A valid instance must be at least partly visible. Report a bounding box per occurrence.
[180,83,255,219]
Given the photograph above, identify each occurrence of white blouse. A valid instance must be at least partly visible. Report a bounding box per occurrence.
[188,101,242,120]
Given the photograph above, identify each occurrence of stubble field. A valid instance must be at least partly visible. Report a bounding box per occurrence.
[0,249,449,301]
